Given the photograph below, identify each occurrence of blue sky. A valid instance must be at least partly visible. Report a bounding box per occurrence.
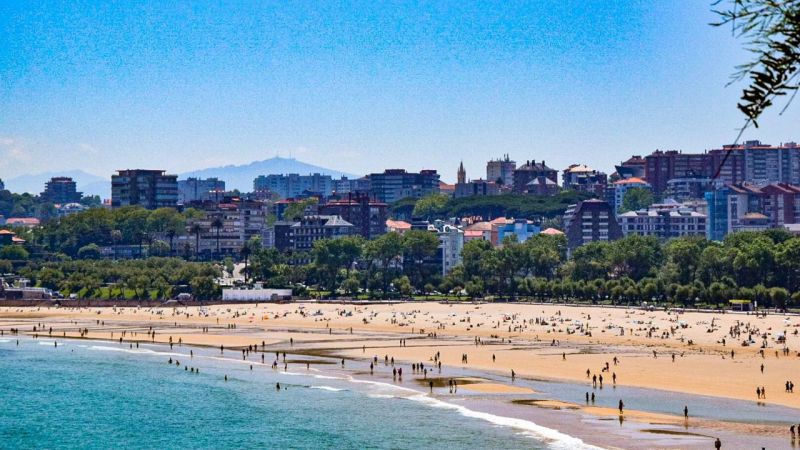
[1,1,798,182]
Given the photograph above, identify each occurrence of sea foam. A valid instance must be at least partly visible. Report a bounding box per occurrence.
[405,394,601,450]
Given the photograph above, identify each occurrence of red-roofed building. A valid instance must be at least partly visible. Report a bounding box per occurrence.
[4,218,40,229]
[0,229,24,246]
[611,177,651,213]
[386,219,412,234]
[541,228,564,236]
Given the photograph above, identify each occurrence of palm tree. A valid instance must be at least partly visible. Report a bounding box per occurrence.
[111,229,122,260]
[211,217,224,259]
[167,229,176,257]
[190,223,202,260]
[240,243,252,284]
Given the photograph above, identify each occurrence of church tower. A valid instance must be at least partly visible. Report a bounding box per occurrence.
[457,161,466,184]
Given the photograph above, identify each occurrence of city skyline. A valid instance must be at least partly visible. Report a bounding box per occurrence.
[2,2,800,183]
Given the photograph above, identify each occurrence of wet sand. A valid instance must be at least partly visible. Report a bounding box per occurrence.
[3,301,800,448]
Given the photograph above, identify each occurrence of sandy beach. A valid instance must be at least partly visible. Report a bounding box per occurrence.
[3,301,799,448]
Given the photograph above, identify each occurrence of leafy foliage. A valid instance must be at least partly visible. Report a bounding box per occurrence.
[714,0,800,126]
[393,192,593,221]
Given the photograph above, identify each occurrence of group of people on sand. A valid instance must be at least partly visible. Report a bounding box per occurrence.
[756,386,767,399]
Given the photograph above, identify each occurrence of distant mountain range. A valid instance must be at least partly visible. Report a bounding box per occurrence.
[4,157,359,199]
[5,170,109,198]
[180,156,359,192]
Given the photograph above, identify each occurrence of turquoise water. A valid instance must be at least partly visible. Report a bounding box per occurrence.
[0,338,588,450]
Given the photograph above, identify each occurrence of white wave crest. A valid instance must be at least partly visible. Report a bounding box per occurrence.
[310,386,344,392]
[405,394,601,450]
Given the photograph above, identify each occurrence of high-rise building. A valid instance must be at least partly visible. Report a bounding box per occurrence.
[111,170,178,209]
[563,199,623,251]
[332,176,370,195]
[253,173,335,199]
[644,150,715,196]
[368,169,440,203]
[319,194,388,240]
[486,155,516,187]
[705,182,800,240]
[178,177,226,204]
[705,187,731,241]
[740,140,800,186]
[41,177,82,204]
[436,223,464,275]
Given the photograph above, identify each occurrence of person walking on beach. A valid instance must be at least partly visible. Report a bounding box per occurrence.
[714,437,721,449]
[511,369,515,382]
[683,405,688,420]
[429,380,434,393]
[756,387,761,399]
[618,400,624,415]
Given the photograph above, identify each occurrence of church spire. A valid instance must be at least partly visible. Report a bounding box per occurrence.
[457,161,466,184]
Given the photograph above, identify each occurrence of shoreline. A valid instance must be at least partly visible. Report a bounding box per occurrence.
[8,332,789,450]
[4,302,800,448]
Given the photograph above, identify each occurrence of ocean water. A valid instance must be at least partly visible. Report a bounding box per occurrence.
[0,339,593,450]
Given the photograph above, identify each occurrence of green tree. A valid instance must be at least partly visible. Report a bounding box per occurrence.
[341,275,361,296]
[620,188,654,213]
[77,243,102,260]
[608,235,663,281]
[771,287,790,309]
[664,237,704,285]
[412,193,450,219]
[0,245,28,260]
[364,232,404,295]
[401,230,440,290]
[190,276,219,300]
[282,198,318,221]
[393,275,413,297]
[149,240,171,257]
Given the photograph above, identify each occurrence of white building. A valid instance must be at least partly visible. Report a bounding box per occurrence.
[618,208,706,239]
[437,224,464,276]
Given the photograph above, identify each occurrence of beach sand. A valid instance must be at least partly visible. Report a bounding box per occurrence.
[3,301,799,447]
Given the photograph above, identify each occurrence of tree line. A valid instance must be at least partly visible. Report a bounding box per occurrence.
[238,228,800,309]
